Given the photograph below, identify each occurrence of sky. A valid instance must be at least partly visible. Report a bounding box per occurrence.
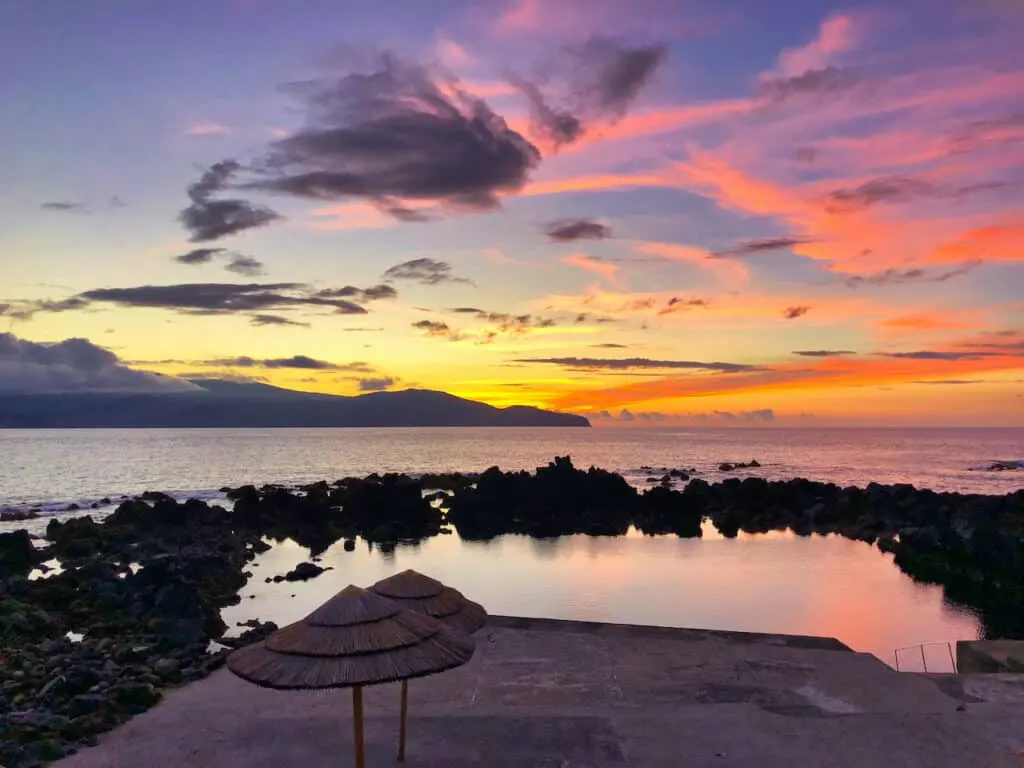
[1,0,1023,426]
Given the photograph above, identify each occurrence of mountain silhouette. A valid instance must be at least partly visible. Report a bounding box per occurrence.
[0,379,590,428]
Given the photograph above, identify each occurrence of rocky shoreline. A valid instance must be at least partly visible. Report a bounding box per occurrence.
[1,456,1022,766]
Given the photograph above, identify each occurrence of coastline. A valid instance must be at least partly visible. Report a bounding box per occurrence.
[2,457,1022,765]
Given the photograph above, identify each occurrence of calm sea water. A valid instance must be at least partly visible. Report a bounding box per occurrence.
[3,427,1022,667]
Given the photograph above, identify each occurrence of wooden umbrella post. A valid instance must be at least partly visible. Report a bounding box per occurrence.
[353,685,365,768]
[398,679,409,761]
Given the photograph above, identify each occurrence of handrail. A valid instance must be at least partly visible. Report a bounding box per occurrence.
[893,641,957,673]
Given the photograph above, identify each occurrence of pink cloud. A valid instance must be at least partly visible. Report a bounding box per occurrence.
[774,13,863,77]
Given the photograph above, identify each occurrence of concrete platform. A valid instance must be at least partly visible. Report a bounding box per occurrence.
[56,617,1024,768]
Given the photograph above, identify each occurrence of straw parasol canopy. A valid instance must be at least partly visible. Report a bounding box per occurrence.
[369,569,487,635]
[227,585,474,767]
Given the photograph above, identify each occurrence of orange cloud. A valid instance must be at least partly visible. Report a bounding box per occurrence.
[931,221,1024,263]
[878,311,980,333]
[551,351,1024,411]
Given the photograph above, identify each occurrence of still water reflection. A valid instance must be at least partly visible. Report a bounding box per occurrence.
[224,522,981,671]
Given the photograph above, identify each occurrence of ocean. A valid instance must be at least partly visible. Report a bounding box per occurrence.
[3,426,1022,667]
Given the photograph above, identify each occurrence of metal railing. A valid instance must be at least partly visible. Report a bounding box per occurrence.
[893,641,957,673]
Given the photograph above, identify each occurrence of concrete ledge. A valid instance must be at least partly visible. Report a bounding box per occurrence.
[486,615,852,652]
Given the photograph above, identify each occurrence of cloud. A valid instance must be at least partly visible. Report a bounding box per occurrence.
[357,376,396,392]
[382,258,472,285]
[0,332,200,394]
[823,175,936,213]
[175,248,224,265]
[225,254,265,276]
[592,342,627,348]
[179,160,282,242]
[446,308,556,333]
[28,282,398,323]
[658,297,707,316]
[509,38,665,148]
[515,356,761,372]
[782,305,811,319]
[245,55,540,214]
[712,236,811,258]
[316,284,397,302]
[412,319,454,338]
[823,176,1006,214]
[911,379,986,385]
[793,349,855,357]
[843,261,980,288]
[878,351,997,361]
[0,297,90,321]
[185,122,232,136]
[40,201,88,213]
[544,218,612,242]
[249,314,310,327]
[562,254,618,283]
[208,355,370,371]
[759,66,859,100]
[775,12,861,76]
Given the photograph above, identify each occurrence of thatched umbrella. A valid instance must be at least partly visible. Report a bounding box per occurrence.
[227,585,474,768]
[369,570,487,760]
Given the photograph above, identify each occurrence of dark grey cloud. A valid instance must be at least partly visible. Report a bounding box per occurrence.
[445,308,556,333]
[209,355,371,371]
[794,349,855,357]
[245,55,540,214]
[515,356,761,372]
[412,319,452,336]
[225,254,266,277]
[658,297,707,316]
[249,314,310,327]
[911,379,986,385]
[824,175,935,213]
[713,236,811,258]
[544,218,611,242]
[0,297,90,321]
[760,66,858,100]
[508,73,583,147]
[510,38,665,148]
[180,160,282,242]
[878,350,997,361]
[175,248,224,265]
[574,313,621,324]
[843,261,979,288]
[41,201,89,213]
[823,176,1006,214]
[0,332,199,394]
[33,282,397,324]
[357,376,396,392]
[316,284,397,302]
[783,305,811,319]
[591,342,627,348]
[382,258,472,285]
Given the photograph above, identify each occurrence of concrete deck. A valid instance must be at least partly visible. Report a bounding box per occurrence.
[57,617,1024,767]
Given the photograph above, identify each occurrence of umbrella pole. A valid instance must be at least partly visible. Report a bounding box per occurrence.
[398,679,408,761]
[352,685,365,768]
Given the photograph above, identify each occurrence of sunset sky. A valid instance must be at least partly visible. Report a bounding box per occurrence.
[2,0,1022,425]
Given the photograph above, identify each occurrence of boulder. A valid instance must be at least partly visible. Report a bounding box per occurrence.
[0,529,35,578]
[283,562,328,581]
